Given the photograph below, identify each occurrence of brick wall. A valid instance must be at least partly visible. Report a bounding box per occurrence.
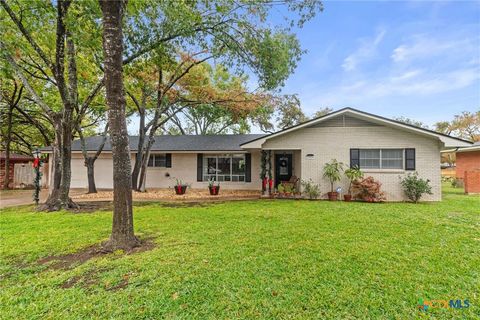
[0,160,15,188]
[464,170,480,194]
[456,151,480,179]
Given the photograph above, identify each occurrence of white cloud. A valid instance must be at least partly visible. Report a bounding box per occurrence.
[391,35,479,63]
[305,68,479,107]
[342,28,386,71]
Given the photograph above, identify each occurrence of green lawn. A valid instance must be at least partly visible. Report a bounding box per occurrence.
[1,185,479,319]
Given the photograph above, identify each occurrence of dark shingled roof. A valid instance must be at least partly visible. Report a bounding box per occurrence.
[41,134,266,152]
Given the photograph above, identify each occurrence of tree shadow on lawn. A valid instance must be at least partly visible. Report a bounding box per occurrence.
[64,200,216,213]
[37,237,156,271]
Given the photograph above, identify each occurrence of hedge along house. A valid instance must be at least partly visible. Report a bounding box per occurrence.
[42,108,471,200]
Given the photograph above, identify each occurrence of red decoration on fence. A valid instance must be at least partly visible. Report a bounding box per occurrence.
[32,158,40,168]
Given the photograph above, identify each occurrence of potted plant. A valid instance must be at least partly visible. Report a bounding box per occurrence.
[174,179,188,195]
[344,166,363,201]
[208,178,220,195]
[323,159,344,201]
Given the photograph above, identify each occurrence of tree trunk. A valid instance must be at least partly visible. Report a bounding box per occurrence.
[3,105,14,189]
[131,108,145,190]
[85,158,97,193]
[100,0,138,251]
[41,117,77,210]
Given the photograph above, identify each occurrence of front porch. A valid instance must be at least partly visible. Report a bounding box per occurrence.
[257,149,302,195]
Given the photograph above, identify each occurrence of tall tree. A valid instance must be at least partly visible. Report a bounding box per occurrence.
[165,64,263,135]
[0,78,23,189]
[76,121,109,194]
[1,0,104,210]
[99,0,138,250]
[434,110,480,142]
[253,94,308,133]
[450,111,480,142]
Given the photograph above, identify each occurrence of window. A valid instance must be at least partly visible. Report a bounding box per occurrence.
[359,149,403,169]
[203,154,245,182]
[148,154,166,167]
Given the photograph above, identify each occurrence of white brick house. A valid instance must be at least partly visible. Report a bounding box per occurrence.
[43,108,471,201]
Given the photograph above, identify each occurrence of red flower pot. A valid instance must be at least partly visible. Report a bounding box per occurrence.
[209,185,220,195]
[175,185,187,195]
[327,192,338,201]
[344,194,352,202]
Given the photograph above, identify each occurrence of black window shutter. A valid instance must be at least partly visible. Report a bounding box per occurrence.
[350,149,360,168]
[245,153,251,182]
[405,148,415,170]
[197,153,203,181]
[165,153,172,168]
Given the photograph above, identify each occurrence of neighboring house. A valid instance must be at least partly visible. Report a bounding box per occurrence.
[41,108,471,201]
[453,142,480,194]
[0,152,34,188]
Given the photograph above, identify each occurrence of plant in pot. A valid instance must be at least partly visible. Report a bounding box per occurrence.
[344,166,363,201]
[208,178,220,196]
[284,183,293,197]
[323,159,344,201]
[174,179,188,195]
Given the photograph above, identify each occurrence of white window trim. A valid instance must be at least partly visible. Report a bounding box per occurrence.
[203,154,246,182]
[359,148,404,170]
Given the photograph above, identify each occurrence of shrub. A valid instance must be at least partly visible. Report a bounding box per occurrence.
[277,184,285,193]
[451,178,463,188]
[399,172,432,203]
[352,176,386,202]
[301,179,320,200]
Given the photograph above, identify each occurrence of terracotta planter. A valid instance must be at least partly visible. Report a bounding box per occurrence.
[174,185,188,195]
[208,185,220,195]
[327,191,338,201]
[344,194,352,202]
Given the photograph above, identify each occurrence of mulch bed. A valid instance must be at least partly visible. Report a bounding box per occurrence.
[72,188,261,202]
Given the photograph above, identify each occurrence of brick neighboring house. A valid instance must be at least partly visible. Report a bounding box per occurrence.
[455,143,480,194]
[0,152,34,189]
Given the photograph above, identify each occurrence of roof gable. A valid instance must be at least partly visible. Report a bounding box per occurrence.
[307,113,382,128]
[241,108,473,149]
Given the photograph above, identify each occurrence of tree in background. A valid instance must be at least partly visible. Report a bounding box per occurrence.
[165,64,264,135]
[435,110,480,142]
[393,116,429,129]
[0,77,23,189]
[252,96,335,133]
[1,0,104,210]
[313,107,334,118]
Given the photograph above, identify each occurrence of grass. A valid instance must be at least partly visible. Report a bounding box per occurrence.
[0,184,479,319]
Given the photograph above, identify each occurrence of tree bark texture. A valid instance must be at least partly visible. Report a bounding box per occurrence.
[99,0,138,250]
[85,158,97,194]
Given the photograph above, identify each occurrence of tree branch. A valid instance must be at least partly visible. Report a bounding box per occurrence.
[0,0,54,72]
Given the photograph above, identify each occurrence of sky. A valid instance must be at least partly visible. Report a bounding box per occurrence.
[275,0,480,128]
